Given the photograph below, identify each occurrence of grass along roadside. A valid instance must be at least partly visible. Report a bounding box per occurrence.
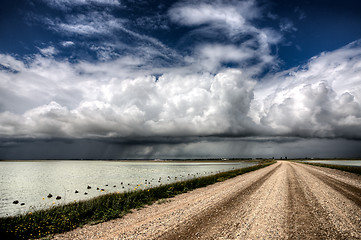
[298,161,361,175]
[0,160,275,240]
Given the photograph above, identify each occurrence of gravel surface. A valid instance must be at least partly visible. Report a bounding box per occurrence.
[53,161,361,240]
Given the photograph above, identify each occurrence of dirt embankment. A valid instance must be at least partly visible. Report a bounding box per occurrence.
[53,161,361,240]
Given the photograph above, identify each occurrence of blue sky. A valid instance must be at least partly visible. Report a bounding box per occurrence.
[1,0,361,159]
[1,0,361,69]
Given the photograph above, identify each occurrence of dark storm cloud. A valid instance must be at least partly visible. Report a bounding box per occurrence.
[1,137,361,159]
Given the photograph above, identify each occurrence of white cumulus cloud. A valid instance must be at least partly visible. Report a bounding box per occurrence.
[0,53,258,139]
[251,40,361,139]
[1,40,361,140]
[169,0,260,32]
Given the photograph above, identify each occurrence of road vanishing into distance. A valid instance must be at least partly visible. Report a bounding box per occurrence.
[54,161,361,240]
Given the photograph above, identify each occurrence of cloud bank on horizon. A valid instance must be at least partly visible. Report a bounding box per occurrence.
[1,0,361,158]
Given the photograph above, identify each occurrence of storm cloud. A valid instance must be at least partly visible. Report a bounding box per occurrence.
[1,0,361,158]
[1,41,360,141]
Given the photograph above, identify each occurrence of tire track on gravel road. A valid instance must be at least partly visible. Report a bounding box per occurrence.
[160,164,282,240]
[291,162,361,239]
[287,163,343,239]
[297,163,361,207]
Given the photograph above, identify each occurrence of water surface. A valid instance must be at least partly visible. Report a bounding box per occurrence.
[0,160,257,217]
[303,160,361,166]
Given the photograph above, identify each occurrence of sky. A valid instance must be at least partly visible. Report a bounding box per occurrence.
[1,0,361,159]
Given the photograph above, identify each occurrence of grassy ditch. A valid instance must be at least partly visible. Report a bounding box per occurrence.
[300,162,361,175]
[0,160,275,240]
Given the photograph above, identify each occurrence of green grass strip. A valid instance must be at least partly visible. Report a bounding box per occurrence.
[0,160,275,240]
[299,162,361,175]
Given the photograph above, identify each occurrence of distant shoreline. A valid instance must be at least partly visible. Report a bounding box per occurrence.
[1,158,361,162]
[0,158,256,162]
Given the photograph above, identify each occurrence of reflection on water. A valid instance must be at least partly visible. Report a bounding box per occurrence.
[0,160,256,217]
[304,160,361,166]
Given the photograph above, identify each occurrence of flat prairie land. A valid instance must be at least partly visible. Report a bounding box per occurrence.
[53,161,361,240]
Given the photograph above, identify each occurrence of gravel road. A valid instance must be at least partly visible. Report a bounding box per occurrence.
[53,161,361,240]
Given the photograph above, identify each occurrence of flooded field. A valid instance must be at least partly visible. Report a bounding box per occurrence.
[303,160,361,166]
[0,160,257,217]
